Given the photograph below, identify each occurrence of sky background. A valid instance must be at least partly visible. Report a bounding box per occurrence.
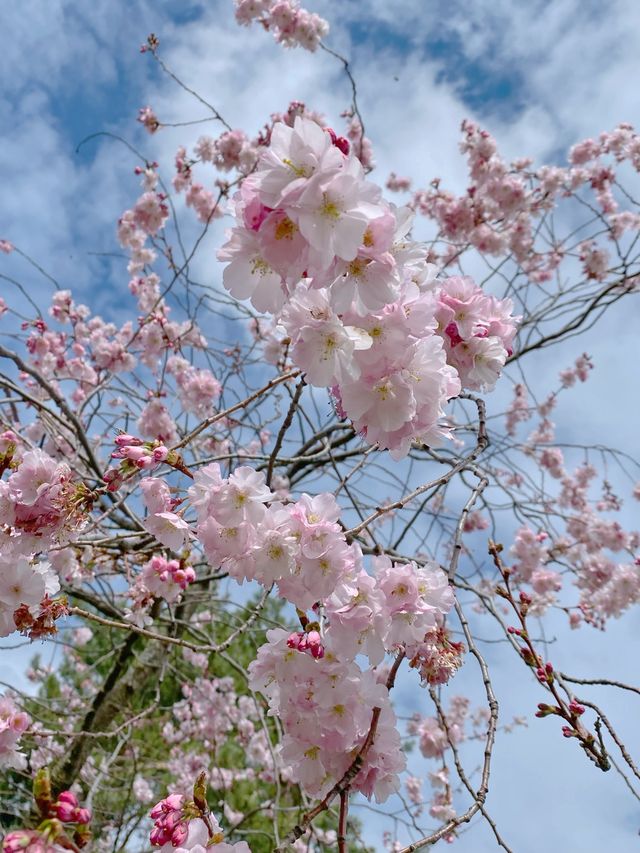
[2,1,640,850]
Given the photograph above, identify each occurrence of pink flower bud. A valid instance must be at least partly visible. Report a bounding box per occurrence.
[57,791,79,806]
[115,434,142,447]
[149,802,165,820]
[2,830,34,852]
[165,793,183,810]
[150,824,171,846]
[56,801,77,822]
[171,821,188,846]
[123,446,147,461]
[287,631,304,650]
[306,630,325,659]
[136,455,156,469]
[153,445,169,462]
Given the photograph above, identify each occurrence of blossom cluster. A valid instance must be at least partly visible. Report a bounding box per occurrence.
[434,275,517,392]
[248,627,405,801]
[402,698,502,827]
[0,446,86,637]
[234,0,329,51]
[407,626,465,686]
[218,115,518,455]
[509,466,640,624]
[141,477,191,553]
[0,555,61,638]
[179,461,456,800]
[413,119,640,283]
[0,448,90,557]
[19,282,209,443]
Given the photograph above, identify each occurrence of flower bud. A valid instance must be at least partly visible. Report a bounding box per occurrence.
[2,830,38,853]
[136,456,156,469]
[535,703,560,718]
[335,136,350,155]
[115,434,142,447]
[150,824,171,846]
[33,767,52,816]
[57,791,79,807]
[75,807,92,825]
[171,821,188,846]
[306,630,325,659]
[123,446,147,461]
[286,631,304,650]
[193,771,208,814]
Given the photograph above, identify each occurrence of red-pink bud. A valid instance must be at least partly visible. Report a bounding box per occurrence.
[287,631,303,650]
[163,811,181,832]
[306,630,325,659]
[2,830,38,853]
[57,791,79,806]
[75,807,92,824]
[335,136,350,155]
[149,803,165,820]
[56,801,77,822]
[171,821,188,846]
[150,825,170,846]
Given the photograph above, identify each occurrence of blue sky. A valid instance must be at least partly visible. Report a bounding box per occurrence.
[2,1,640,850]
